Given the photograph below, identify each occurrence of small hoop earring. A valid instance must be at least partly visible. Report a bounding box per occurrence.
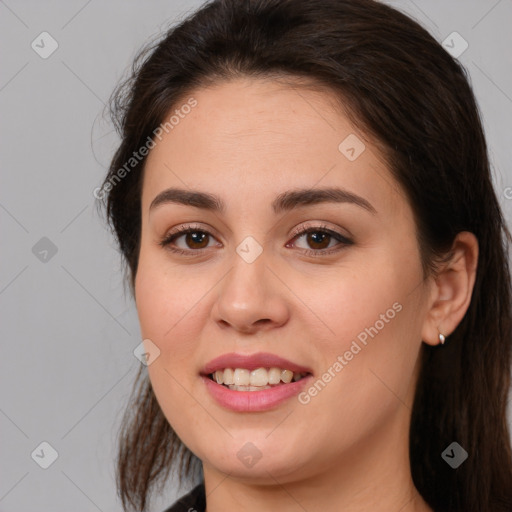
[438,332,446,345]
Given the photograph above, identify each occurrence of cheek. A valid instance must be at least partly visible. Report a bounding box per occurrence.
[135,268,171,344]
[297,301,421,453]
[302,260,410,349]
[134,260,210,440]
[136,243,190,329]
[300,247,424,400]
[134,253,203,367]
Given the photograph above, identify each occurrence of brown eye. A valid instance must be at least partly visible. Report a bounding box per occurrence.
[303,231,332,250]
[160,224,352,258]
[182,231,210,249]
[159,226,219,255]
[288,225,353,256]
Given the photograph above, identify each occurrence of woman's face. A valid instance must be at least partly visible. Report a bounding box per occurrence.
[135,77,432,484]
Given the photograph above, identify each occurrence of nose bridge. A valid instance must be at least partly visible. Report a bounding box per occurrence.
[212,239,288,332]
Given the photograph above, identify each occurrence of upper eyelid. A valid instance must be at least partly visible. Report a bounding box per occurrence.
[165,223,343,237]
[162,223,351,247]
[290,223,348,239]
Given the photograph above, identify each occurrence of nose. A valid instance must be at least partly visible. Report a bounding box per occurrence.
[211,248,290,335]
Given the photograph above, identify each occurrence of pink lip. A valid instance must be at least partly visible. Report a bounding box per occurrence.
[201,352,313,375]
[201,374,313,412]
[200,352,313,412]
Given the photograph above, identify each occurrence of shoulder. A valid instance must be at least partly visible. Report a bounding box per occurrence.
[161,482,206,512]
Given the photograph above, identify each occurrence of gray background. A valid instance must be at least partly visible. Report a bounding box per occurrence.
[1,1,511,511]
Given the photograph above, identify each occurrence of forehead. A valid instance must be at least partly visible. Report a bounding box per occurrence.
[141,77,403,217]
[148,77,356,162]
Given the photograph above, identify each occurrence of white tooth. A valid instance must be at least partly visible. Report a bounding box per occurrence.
[268,367,281,385]
[281,369,293,383]
[228,384,272,391]
[250,368,269,386]
[223,368,234,385]
[234,368,250,386]
[231,385,250,391]
[215,371,224,384]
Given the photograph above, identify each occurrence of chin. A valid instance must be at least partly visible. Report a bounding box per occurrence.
[197,436,313,483]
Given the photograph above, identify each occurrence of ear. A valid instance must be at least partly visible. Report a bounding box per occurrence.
[421,231,479,346]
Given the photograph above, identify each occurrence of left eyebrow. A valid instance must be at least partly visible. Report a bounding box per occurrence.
[272,187,377,215]
[149,186,377,215]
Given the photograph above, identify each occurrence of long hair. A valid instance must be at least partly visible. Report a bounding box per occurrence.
[97,1,512,510]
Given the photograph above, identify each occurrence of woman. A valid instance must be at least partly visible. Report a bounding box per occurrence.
[98,0,512,510]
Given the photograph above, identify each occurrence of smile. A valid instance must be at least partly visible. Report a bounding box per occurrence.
[201,352,314,411]
[209,367,309,390]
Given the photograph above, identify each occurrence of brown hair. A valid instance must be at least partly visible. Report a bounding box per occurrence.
[98,0,512,510]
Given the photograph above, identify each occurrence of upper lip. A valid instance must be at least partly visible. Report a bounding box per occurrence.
[202,352,313,375]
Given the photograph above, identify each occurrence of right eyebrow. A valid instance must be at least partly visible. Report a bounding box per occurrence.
[149,188,225,214]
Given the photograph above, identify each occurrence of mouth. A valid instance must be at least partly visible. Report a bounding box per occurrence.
[207,367,312,391]
[200,353,313,412]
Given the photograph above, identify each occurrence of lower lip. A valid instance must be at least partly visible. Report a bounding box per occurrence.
[201,375,313,412]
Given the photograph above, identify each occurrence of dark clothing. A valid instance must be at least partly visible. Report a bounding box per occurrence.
[162,483,206,512]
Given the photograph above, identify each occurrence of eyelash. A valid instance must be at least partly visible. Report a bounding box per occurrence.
[158,223,353,258]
